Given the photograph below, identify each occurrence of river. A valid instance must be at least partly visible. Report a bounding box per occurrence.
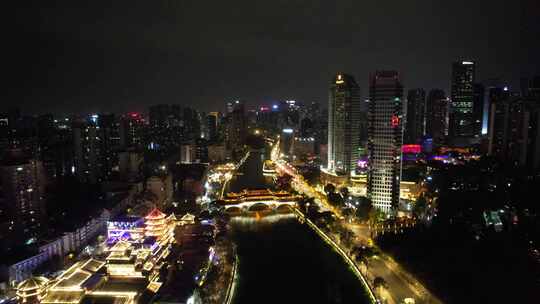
[226,149,370,304]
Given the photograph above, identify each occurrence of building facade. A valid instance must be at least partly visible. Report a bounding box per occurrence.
[405,89,426,144]
[119,112,144,149]
[0,148,46,243]
[449,61,475,139]
[226,101,247,150]
[473,83,485,137]
[488,95,540,171]
[367,71,403,214]
[426,89,448,147]
[327,73,362,176]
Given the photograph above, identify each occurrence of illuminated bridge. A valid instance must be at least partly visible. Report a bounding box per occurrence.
[219,189,300,215]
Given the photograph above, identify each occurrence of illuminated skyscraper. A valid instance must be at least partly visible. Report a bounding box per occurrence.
[327,73,362,176]
[404,89,426,144]
[367,71,403,213]
[449,61,475,139]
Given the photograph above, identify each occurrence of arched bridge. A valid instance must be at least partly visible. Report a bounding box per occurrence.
[220,189,299,215]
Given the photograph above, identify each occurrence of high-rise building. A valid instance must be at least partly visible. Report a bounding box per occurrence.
[327,73,362,175]
[149,104,171,128]
[256,106,279,133]
[473,83,485,137]
[521,76,540,99]
[98,114,120,181]
[182,107,201,140]
[405,89,426,144]
[0,147,46,243]
[280,128,294,157]
[118,150,142,182]
[206,112,219,142]
[226,101,247,150]
[367,71,403,213]
[488,95,540,171]
[426,89,448,147]
[487,87,512,158]
[449,61,475,139]
[180,139,209,163]
[120,113,145,149]
[73,114,105,184]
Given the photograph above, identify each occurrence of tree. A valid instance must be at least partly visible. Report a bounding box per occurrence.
[374,277,387,289]
[298,197,316,214]
[328,192,344,207]
[339,186,349,198]
[324,183,336,194]
[368,208,385,224]
[355,198,373,222]
[413,195,427,218]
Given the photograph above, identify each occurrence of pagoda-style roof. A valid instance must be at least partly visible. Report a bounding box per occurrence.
[17,276,49,292]
[145,208,166,220]
[110,240,131,252]
[180,213,195,222]
[80,259,105,273]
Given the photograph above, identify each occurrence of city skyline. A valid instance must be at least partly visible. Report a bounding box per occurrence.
[2,2,540,304]
[5,1,540,114]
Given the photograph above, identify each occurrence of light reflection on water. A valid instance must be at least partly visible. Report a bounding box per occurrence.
[230,214,296,229]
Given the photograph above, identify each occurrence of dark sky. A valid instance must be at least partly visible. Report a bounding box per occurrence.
[5,0,540,115]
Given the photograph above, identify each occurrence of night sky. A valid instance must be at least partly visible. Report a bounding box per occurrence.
[5,0,540,115]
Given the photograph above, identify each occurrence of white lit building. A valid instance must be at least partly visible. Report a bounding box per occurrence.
[367,71,403,214]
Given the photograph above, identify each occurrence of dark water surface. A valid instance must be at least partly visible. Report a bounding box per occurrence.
[228,150,273,192]
[231,217,370,304]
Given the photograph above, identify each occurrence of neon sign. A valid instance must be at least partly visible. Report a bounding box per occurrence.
[391,115,400,128]
[402,144,421,154]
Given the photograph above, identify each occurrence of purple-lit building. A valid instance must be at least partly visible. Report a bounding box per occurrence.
[106,216,144,244]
